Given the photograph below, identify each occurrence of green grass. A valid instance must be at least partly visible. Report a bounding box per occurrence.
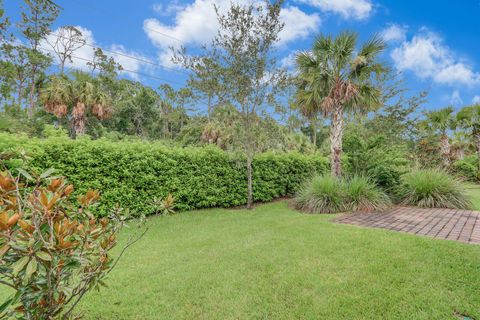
[465,183,480,210]
[1,201,479,319]
[68,201,480,319]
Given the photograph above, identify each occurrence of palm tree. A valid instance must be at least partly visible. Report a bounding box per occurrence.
[425,106,456,168]
[41,72,112,137]
[295,31,387,177]
[457,104,480,179]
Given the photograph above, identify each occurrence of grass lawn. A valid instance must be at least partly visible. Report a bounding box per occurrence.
[71,201,480,319]
[466,183,480,210]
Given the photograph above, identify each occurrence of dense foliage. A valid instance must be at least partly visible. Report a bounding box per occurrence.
[0,169,145,319]
[0,133,329,215]
[396,169,472,209]
[294,175,390,214]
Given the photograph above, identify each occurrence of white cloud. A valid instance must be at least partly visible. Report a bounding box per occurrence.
[449,90,463,105]
[280,51,299,69]
[41,26,149,79]
[381,24,407,42]
[297,0,373,20]
[152,1,186,17]
[391,29,480,87]
[143,0,320,67]
[473,96,480,104]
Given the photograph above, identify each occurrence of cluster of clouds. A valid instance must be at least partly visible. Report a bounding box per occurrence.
[381,24,480,104]
[40,0,480,104]
[144,0,375,66]
[387,26,480,87]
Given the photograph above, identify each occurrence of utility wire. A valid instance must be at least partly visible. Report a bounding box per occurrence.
[47,31,192,76]
[41,48,212,107]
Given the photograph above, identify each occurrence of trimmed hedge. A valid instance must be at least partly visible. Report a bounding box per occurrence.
[0,134,328,215]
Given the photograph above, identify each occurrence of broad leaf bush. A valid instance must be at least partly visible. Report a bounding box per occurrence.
[294,175,390,214]
[0,133,329,215]
[396,169,472,209]
[453,155,478,182]
[0,169,146,319]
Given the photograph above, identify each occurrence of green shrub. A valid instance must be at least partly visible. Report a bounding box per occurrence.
[294,175,347,213]
[346,176,391,212]
[396,169,472,209]
[0,133,329,215]
[453,155,478,182]
[294,175,392,214]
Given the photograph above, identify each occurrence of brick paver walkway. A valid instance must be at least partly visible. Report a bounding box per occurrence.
[333,207,480,244]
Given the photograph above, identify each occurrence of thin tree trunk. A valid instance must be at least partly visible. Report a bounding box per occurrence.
[246,153,253,209]
[311,119,317,149]
[330,104,344,177]
[474,129,480,181]
[440,134,451,168]
[207,95,212,120]
[28,66,37,118]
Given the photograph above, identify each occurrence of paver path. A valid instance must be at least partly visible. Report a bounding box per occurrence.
[333,207,480,244]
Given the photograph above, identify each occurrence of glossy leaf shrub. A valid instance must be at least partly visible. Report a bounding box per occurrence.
[0,134,329,215]
[0,169,146,319]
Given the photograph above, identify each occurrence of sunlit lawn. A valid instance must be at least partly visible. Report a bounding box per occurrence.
[465,183,480,210]
[73,201,480,319]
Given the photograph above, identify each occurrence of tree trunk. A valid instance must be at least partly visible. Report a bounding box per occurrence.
[28,66,37,119]
[72,102,86,137]
[474,129,480,181]
[440,134,451,168]
[330,104,344,177]
[246,153,253,209]
[312,119,317,149]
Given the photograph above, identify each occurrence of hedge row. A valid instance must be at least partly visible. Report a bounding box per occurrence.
[0,134,329,215]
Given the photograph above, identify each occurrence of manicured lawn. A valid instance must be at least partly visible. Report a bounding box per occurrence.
[466,183,480,210]
[73,201,480,319]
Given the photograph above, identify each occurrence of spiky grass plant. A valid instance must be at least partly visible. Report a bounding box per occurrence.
[294,175,347,213]
[396,169,472,209]
[346,176,391,212]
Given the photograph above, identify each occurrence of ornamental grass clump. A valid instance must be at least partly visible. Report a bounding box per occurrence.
[294,175,346,213]
[396,169,472,209]
[294,175,391,214]
[346,176,391,212]
[0,169,147,320]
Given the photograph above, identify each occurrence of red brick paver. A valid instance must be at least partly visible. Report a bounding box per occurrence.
[333,207,480,244]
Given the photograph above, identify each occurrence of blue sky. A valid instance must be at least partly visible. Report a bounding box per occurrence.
[5,0,480,111]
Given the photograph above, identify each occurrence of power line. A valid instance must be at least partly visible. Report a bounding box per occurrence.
[42,47,186,86]
[45,31,192,77]
[41,47,212,107]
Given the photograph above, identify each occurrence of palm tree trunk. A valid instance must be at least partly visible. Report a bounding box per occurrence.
[440,134,451,168]
[72,102,86,137]
[312,119,317,149]
[330,104,344,177]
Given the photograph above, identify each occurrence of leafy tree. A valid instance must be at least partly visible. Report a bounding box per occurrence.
[179,1,286,208]
[296,31,387,177]
[0,169,146,319]
[457,104,480,179]
[173,52,224,118]
[86,47,123,78]
[424,106,456,167]
[18,0,60,117]
[110,80,161,138]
